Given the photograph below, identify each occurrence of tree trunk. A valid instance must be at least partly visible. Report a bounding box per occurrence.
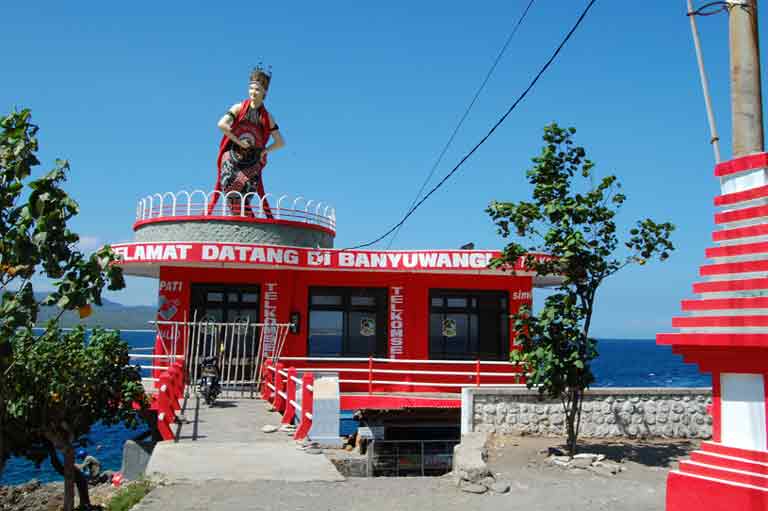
[46,441,90,510]
[0,399,5,477]
[63,446,75,511]
[565,388,583,456]
[73,464,91,509]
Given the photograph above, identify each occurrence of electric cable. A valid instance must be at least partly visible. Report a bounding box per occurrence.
[345,0,598,251]
[687,1,729,17]
[386,0,536,249]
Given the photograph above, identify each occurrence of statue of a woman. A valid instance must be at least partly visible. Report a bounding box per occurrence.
[208,65,285,217]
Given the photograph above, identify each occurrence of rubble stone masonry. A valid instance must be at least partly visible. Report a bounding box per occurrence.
[461,387,712,439]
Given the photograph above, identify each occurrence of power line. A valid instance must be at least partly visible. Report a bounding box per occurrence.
[386,0,537,249]
[346,0,598,251]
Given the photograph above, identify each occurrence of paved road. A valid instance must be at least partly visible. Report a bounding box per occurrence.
[132,476,659,511]
[145,398,343,483]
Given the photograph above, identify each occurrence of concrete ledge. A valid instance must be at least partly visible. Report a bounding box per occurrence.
[146,441,345,482]
[465,387,710,398]
[135,219,334,248]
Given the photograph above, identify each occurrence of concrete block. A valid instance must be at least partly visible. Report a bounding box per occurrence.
[121,439,154,481]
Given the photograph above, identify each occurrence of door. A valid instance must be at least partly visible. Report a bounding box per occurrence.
[721,373,767,451]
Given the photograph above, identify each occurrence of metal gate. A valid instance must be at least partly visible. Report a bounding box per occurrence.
[151,319,292,399]
[367,439,459,477]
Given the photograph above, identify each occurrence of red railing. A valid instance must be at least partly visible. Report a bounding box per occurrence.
[261,360,315,440]
[276,356,525,394]
[150,360,186,441]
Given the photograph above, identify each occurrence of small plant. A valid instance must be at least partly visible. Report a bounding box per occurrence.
[106,480,154,511]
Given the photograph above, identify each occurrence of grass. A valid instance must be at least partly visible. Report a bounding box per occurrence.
[106,480,153,511]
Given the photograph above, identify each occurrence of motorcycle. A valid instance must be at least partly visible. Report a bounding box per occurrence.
[197,356,222,406]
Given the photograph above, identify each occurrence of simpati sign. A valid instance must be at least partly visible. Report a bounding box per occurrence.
[112,242,545,273]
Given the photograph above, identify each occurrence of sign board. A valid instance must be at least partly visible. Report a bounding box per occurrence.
[112,242,549,274]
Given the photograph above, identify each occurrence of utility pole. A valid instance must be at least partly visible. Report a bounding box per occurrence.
[729,0,765,157]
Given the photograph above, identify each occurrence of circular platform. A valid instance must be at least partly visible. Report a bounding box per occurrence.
[134,190,336,248]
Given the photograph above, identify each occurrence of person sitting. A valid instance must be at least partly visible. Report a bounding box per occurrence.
[75,449,103,485]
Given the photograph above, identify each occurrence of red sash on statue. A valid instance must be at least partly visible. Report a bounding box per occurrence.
[207,99,272,215]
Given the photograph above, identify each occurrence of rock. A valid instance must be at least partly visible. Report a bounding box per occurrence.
[261,424,279,433]
[593,461,622,474]
[570,457,594,469]
[541,446,566,456]
[479,476,496,488]
[460,482,488,494]
[490,481,511,494]
[452,433,492,483]
[547,455,572,467]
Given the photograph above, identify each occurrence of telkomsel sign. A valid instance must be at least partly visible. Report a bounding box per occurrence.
[263,282,279,355]
[390,286,405,358]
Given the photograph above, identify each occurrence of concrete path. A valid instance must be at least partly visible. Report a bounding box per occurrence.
[145,398,344,483]
[132,476,660,511]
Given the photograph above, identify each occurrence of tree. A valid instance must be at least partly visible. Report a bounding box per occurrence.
[4,327,146,509]
[0,109,144,511]
[487,123,674,455]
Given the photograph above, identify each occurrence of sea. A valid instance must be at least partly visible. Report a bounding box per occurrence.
[0,334,709,486]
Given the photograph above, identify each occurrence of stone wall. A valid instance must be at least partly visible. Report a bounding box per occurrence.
[461,387,711,439]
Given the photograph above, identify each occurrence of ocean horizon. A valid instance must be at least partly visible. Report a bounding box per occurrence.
[0,334,710,486]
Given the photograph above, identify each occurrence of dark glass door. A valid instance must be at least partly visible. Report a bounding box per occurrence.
[191,284,260,323]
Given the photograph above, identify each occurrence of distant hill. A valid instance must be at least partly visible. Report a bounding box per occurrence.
[35,296,157,330]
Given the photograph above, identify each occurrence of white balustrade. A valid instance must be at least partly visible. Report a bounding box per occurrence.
[135,190,336,231]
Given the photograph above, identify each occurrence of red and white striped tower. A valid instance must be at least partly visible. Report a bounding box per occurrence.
[657,1,768,508]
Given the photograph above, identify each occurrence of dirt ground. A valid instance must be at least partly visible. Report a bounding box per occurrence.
[126,435,697,511]
[485,435,698,510]
[0,479,145,511]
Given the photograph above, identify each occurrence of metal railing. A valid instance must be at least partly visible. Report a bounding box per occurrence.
[135,190,336,231]
[128,319,293,400]
[130,322,183,388]
[277,356,526,393]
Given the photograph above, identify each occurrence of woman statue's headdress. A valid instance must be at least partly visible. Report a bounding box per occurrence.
[250,62,272,90]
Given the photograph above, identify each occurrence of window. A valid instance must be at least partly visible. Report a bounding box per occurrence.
[429,290,509,360]
[191,284,260,323]
[308,287,387,357]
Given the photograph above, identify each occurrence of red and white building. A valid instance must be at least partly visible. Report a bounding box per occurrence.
[659,153,768,509]
[114,190,557,410]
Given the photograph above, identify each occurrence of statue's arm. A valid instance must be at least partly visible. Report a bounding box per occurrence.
[217,103,248,148]
[265,112,286,154]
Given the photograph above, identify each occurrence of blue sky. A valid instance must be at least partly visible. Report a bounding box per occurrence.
[1,1,764,338]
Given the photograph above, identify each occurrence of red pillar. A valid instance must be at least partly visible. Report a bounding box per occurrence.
[282,367,297,425]
[274,363,286,413]
[294,373,314,441]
